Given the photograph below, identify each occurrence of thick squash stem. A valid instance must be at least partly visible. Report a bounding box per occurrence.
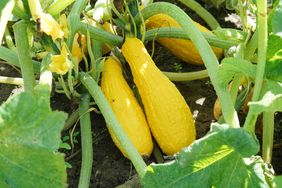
[145,28,238,49]
[13,21,36,94]
[262,112,274,163]
[163,70,208,82]
[178,0,220,29]
[78,94,93,188]
[244,0,268,132]
[78,22,123,46]
[48,0,75,16]
[135,2,240,128]
[79,73,147,178]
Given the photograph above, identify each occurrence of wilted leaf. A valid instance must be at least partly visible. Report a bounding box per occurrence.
[142,124,270,188]
[0,86,67,187]
[248,79,282,113]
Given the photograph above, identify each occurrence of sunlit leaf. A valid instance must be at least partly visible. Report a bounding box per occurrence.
[248,79,282,113]
[265,34,282,82]
[0,85,67,187]
[142,124,271,188]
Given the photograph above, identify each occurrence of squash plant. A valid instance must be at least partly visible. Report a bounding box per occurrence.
[0,0,282,187]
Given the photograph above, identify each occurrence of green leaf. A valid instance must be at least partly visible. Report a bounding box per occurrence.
[265,34,282,82]
[271,0,282,37]
[142,124,271,188]
[218,57,256,87]
[248,79,282,113]
[274,176,282,187]
[0,86,67,187]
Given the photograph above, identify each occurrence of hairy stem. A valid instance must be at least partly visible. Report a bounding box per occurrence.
[163,70,208,82]
[79,73,147,177]
[178,0,220,29]
[262,112,274,163]
[13,21,36,93]
[145,27,237,49]
[78,94,93,188]
[244,0,268,132]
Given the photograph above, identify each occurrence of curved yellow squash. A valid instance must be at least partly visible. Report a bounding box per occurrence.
[101,57,153,157]
[146,13,223,65]
[122,38,196,155]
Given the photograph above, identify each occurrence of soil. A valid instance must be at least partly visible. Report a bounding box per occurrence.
[1,0,282,187]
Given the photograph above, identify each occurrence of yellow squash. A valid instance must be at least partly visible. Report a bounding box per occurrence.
[101,57,153,157]
[146,13,223,65]
[122,38,196,155]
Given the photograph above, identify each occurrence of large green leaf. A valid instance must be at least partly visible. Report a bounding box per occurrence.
[142,124,270,188]
[270,0,282,36]
[218,57,256,87]
[274,176,282,187]
[265,35,282,82]
[248,79,282,113]
[0,85,67,187]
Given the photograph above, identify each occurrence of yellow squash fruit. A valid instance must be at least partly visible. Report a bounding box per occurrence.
[122,38,196,155]
[146,13,223,65]
[101,57,153,157]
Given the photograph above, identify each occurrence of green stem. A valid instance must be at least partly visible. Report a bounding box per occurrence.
[79,73,147,177]
[78,22,123,46]
[145,27,237,49]
[244,30,258,62]
[0,46,41,73]
[244,0,268,132]
[163,70,208,82]
[135,2,239,128]
[178,0,220,29]
[4,29,17,51]
[67,0,89,49]
[13,21,36,93]
[0,76,24,85]
[27,0,43,19]
[0,0,14,42]
[262,111,274,163]
[48,0,75,16]
[63,109,80,131]
[13,0,29,19]
[78,94,93,188]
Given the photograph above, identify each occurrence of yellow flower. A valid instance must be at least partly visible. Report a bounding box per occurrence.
[39,13,64,40]
[72,33,87,64]
[59,14,69,38]
[49,44,72,75]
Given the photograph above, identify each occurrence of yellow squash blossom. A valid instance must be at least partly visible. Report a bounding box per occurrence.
[59,14,87,64]
[48,44,72,75]
[39,13,64,40]
[72,33,87,64]
[59,14,69,38]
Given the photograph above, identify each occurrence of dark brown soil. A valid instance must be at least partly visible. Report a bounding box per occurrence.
[1,0,282,187]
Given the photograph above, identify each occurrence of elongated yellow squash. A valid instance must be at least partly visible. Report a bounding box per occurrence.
[122,38,196,155]
[101,57,153,157]
[146,13,223,65]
